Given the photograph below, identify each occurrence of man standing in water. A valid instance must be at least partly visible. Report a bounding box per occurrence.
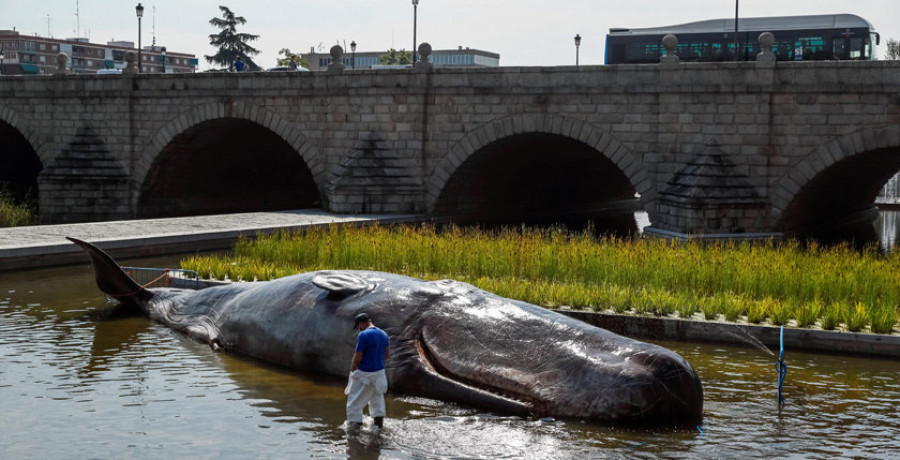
[347,312,390,428]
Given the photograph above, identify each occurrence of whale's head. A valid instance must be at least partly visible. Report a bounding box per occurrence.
[337,274,703,425]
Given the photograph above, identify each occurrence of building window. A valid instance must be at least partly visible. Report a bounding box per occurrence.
[40,43,46,50]
[52,45,58,51]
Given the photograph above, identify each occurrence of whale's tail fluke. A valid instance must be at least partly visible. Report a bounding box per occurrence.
[67,237,154,305]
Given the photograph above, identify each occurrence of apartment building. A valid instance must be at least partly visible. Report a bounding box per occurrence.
[0,29,196,75]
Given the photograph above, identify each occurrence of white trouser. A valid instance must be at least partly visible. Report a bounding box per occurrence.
[345,369,388,423]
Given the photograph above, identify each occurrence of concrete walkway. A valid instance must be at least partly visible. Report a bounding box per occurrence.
[0,209,421,271]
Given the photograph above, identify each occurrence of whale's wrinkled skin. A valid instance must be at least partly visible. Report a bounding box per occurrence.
[69,237,703,425]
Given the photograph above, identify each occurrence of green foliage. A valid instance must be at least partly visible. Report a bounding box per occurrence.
[869,302,898,334]
[821,301,844,330]
[276,48,310,69]
[205,6,261,71]
[794,299,823,328]
[179,224,900,334]
[0,189,35,227]
[378,48,412,65]
[843,302,870,332]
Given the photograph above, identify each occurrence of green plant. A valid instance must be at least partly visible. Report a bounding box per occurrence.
[700,297,720,321]
[821,301,843,330]
[721,293,747,322]
[869,302,898,334]
[794,299,823,328]
[0,190,34,227]
[769,298,791,326]
[747,297,772,324]
[843,301,870,332]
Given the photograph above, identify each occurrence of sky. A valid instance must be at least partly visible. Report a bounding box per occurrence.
[2,1,898,69]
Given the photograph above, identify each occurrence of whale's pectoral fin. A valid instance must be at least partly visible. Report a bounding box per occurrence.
[312,271,371,299]
[67,237,154,305]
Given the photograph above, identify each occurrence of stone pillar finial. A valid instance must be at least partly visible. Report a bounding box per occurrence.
[756,32,776,67]
[660,34,679,66]
[123,51,137,75]
[54,53,70,75]
[414,42,433,71]
[327,45,346,74]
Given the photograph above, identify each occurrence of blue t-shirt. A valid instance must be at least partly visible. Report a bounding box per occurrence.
[356,327,389,372]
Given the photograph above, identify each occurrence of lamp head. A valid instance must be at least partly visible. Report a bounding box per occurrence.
[351,41,357,52]
[136,3,144,18]
[575,34,582,46]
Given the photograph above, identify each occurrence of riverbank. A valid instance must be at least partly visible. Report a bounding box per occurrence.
[560,309,900,358]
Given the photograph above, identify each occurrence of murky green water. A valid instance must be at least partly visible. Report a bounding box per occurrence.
[2,256,899,459]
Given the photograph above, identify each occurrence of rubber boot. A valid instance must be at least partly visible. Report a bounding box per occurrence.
[374,417,384,427]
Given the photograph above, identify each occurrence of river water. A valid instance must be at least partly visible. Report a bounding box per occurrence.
[2,254,899,459]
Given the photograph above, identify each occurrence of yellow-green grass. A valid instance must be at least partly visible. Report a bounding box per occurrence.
[0,190,34,227]
[180,224,900,334]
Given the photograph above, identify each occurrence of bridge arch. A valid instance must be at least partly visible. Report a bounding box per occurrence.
[136,102,323,218]
[426,114,653,231]
[0,105,43,202]
[771,125,900,237]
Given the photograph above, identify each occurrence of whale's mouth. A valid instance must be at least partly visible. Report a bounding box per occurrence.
[416,335,537,413]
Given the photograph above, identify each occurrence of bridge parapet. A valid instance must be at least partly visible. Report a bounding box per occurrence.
[0,59,898,237]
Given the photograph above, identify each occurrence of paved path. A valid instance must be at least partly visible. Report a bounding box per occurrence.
[0,210,421,271]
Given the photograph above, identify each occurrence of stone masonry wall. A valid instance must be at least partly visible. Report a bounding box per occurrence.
[0,60,898,233]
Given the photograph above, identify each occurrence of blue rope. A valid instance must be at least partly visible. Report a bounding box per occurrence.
[775,325,787,406]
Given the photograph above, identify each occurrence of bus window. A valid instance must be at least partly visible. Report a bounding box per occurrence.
[849,37,864,59]
[833,38,847,60]
[627,41,661,62]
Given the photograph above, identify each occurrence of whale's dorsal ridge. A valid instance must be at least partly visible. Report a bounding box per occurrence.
[312,271,371,299]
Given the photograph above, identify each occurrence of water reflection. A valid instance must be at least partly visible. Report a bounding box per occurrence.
[2,255,900,458]
[874,209,900,250]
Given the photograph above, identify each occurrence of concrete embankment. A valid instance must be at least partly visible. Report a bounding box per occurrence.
[0,210,421,271]
[560,310,900,358]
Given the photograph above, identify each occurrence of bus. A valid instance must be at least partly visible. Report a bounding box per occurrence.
[605,14,880,64]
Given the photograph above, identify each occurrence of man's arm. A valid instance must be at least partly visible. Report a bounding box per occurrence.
[351,351,363,372]
[384,346,391,361]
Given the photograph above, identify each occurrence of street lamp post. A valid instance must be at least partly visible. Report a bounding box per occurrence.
[574,34,581,66]
[412,0,419,64]
[734,0,739,61]
[135,3,144,73]
[350,41,356,69]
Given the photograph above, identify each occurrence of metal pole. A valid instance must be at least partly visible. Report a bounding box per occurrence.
[138,18,142,72]
[575,34,581,67]
[412,1,418,64]
[734,0,739,61]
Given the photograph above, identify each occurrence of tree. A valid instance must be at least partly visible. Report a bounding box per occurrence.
[886,39,900,60]
[205,6,261,71]
[378,48,412,66]
[276,48,310,69]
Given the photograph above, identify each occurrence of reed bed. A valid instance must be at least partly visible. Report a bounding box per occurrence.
[180,224,900,334]
[0,190,34,227]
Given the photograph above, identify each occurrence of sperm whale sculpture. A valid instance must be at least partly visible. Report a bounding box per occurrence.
[69,237,703,425]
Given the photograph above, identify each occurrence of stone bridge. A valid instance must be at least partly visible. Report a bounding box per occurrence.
[1,51,899,240]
